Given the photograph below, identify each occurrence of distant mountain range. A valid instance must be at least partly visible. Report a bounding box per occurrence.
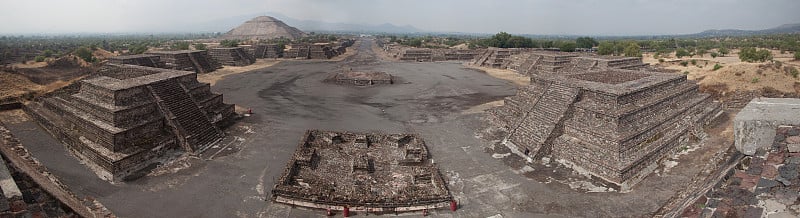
[197,12,423,34]
[688,23,800,37]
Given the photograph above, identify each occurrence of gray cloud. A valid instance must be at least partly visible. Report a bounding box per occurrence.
[0,0,798,35]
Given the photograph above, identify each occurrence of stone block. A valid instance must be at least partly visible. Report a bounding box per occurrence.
[734,98,800,155]
[789,144,800,153]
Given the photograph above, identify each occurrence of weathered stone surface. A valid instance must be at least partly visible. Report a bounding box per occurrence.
[734,98,800,155]
[758,178,781,188]
[769,212,797,218]
[787,157,800,164]
[776,176,792,186]
[788,144,800,153]
[788,136,800,144]
[779,164,799,180]
[764,199,787,213]
[768,152,787,165]
[788,128,800,136]
[774,188,799,205]
[763,165,779,179]
[742,206,763,218]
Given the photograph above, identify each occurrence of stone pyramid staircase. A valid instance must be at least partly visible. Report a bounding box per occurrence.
[148,80,222,153]
[507,82,579,158]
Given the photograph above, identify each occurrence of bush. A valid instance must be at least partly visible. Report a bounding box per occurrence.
[690,59,697,65]
[576,37,598,49]
[194,43,207,50]
[684,71,690,75]
[710,52,719,58]
[787,66,799,78]
[751,77,760,83]
[220,39,240,47]
[34,56,45,62]
[658,58,665,63]
[712,63,723,71]
[795,51,800,60]
[680,61,688,67]
[739,47,773,62]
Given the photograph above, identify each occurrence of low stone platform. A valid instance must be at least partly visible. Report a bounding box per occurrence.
[271,130,452,213]
[325,71,393,86]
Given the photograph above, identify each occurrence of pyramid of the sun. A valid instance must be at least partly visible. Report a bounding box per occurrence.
[220,16,306,40]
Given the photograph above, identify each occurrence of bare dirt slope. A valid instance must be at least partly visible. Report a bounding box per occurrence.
[644,49,800,108]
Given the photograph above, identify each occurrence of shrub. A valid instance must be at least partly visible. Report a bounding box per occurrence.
[683,71,690,75]
[787,66,799,78]
[34,55,45,62]
[658,58,665,63]
[712,63,723,71]
[680,61,688,67]
[795,51,800,60]
[751,77,760,83]
[690,59,697,65]
[710,52,719,58]
[128,44,148,54]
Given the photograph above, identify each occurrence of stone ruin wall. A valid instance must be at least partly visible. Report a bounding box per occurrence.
[146,51,220,73]
[209,47,255,66]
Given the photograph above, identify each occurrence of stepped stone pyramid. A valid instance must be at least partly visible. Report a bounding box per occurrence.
[220,16,306,40]
[25,64,236,181]
[490,58,722,190]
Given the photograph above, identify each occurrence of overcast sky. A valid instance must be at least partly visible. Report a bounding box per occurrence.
[1,0,798,35]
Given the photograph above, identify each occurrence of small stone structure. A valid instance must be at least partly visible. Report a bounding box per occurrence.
[471,48,528,68]
[284,43,349,60]
[147,50,220,73]
[325,71,393,86]
[397,49,482,62]
[208,47,255,66]
[491,67,722,190]
[734,98,800,155]
[272,130,452,212]
[108,54,165,68]
[25,64,236,181]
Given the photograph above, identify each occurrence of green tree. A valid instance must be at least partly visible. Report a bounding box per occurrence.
[597,41,615,55]
[739,47,773,62]
[559,42,577,52]
[171,41,190,50]
[676,48,690,58]
[576,37,598,49]
[194,43,207,50]
[718,47,729,57]
[75,47,95,62]
[34,55,45,62]
[623,42,641,57]
[42,49,54,58]
[795,51,800,60]
[696,48,707,57]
